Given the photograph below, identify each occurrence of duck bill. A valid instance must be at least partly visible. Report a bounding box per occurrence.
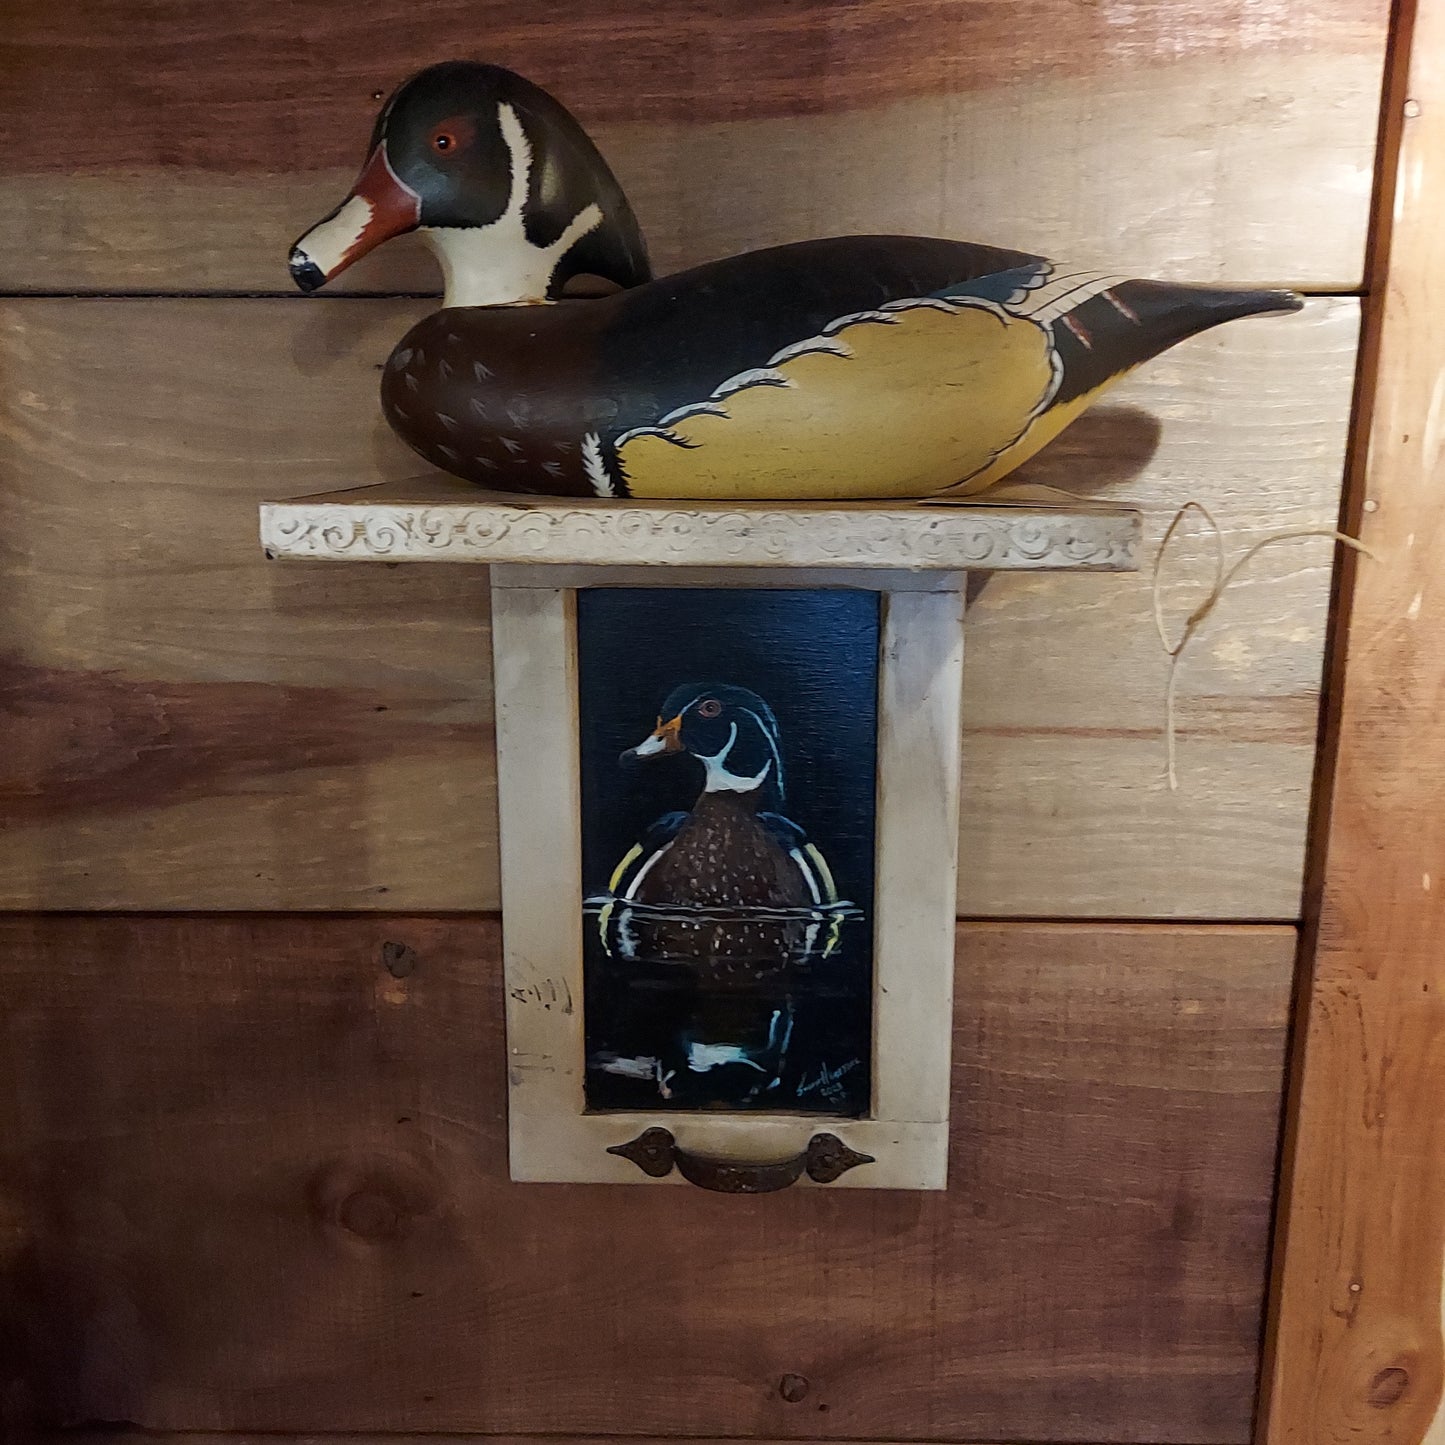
[288,144,422,292]
[621,714,683,762]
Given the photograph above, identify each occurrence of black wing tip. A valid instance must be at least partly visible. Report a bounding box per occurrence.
[1123,278,1306,319]
[1210,285,1305,319]
[1214,287,1306,325]
[1262,287,1307,315]
[1179,284,1306,320]
[1158,282,1308,328]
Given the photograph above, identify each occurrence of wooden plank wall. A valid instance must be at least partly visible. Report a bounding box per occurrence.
[1262,0,1445,1439]
[0,2,1395,1444]
[2,919,1292,1442]
[0,0,1384,918]
[0,296,1359,914]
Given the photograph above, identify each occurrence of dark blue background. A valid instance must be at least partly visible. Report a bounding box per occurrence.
[576,587,880,1116]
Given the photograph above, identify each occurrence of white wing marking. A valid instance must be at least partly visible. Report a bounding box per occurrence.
[821,308,901,334]
[614,424,696,449]
[656,400,730,427]
[617,279,1084,463]
[766,337,853,366]
[1005,271,1133,323]
[581,431,614,496]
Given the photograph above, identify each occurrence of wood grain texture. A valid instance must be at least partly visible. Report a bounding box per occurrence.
[0,916,1294,1442]
[0,0,1391,151]
[870,591,963,1138]
[960,295,1358,918]
[0,1,1389,290]
[0,297,1357,915]
[1260,0,1445,1440]
[44,1437,1176,1445]
[43,1438,1175,1445]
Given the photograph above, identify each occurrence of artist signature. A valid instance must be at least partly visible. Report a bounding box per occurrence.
[796,1057,861,1104]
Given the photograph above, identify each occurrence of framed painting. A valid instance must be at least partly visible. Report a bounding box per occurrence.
[491,566,965,1190]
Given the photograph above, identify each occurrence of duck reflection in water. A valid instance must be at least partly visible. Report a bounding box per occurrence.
[586,683,862,1109]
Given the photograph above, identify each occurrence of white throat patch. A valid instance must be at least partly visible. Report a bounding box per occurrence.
[696,723,774,794]
[421,102,603,307]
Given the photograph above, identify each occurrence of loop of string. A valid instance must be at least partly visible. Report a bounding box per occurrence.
[1152,502,1376,790]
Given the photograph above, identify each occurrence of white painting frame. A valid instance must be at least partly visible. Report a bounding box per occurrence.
[491,567,963,1190]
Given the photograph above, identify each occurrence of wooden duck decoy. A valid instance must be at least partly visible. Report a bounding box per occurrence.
[290,61,1304,500]
[597,682,846,984]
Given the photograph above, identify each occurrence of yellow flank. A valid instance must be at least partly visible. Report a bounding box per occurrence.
[599,842,645,952]
[619,303,1062,500]
[607,842,644,894]
[803,841,843,957]
[937,371,1135,496]
[803,842,838,903]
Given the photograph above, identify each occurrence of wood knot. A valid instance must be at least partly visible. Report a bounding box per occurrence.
[778,1374,810,1403]
[310,1155,441,1245]
[381,940,419,978]
[1367,1365,1410,1408]
[338,1190,402,1241]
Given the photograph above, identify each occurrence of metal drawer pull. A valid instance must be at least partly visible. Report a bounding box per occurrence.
[607,1126,874,1192]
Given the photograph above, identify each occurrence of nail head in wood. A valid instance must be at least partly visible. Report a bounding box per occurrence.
[779,1374,810,1403]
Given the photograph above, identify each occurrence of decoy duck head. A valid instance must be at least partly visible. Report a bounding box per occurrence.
[622,684,786,798]
[289,60,651,306]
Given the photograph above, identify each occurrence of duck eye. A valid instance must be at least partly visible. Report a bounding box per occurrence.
[696,698,722,719]
[431,131,456,154]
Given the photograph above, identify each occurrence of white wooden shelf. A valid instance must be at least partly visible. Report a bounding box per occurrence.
[260,477,1140,573]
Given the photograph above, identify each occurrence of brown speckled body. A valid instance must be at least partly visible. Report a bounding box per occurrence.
[381,304,611,494]
[630,792,812,983]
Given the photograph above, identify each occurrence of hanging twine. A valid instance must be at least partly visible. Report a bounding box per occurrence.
[1152,501,1376,790]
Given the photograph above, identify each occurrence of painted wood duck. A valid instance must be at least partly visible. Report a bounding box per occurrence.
[290,61,1304,500]
[596,683,846,982]
[590,683,851,1104]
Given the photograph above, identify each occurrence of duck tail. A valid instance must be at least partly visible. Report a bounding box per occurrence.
[1105,278,1303,346]
[1141,279,1304,329]
[1047,279,1304,407]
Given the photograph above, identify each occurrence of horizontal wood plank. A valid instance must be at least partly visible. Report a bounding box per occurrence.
[0,0,1389,290]
[0,297,1357,915]
[47,1438,1174,1445]
[0,916,1294,1442]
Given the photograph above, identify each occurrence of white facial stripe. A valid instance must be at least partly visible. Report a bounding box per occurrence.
[550,201,604,260]
[295,194,375,277]
[695,723,774,794]
[737,707,785,796]
[695,722,736,775]
[421,101,604,307]
[496,102,532,221]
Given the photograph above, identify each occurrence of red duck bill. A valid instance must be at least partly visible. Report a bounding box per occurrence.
[289,145,422,291]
